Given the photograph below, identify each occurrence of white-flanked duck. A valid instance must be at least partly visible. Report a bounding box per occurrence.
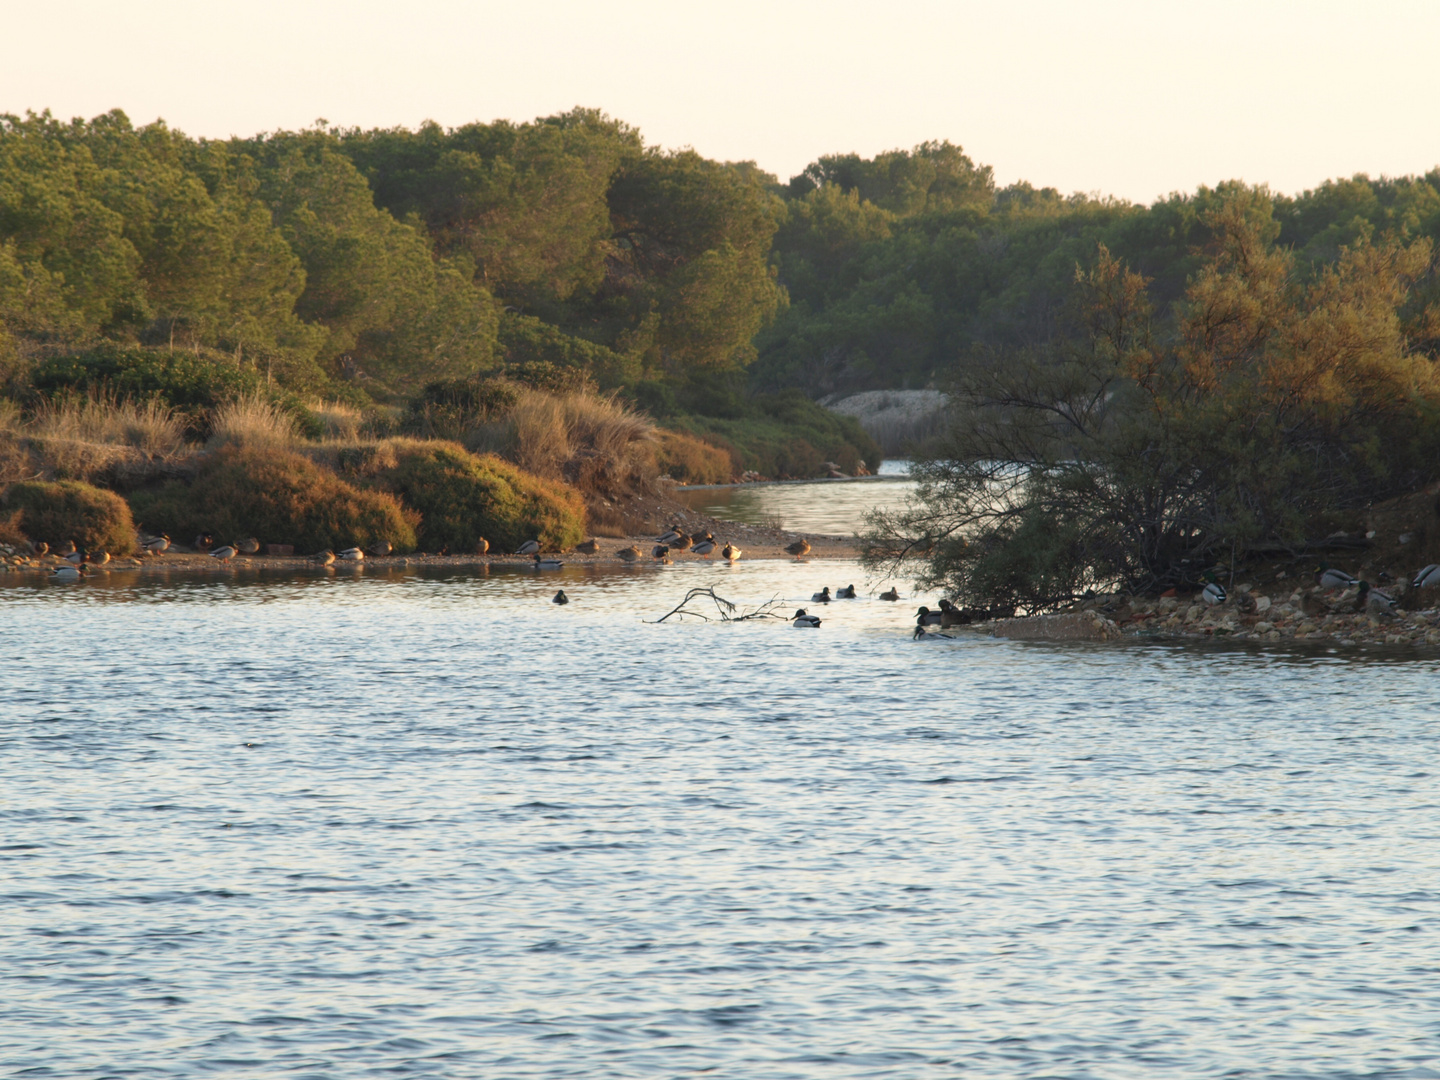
[811,586,832,603]
[63,549,85,566]
[792,608,822,628]
[656,526,683,544]
[210,545,237,562]
[1358,581,1398,615]
[51,563,85,581]
[1413,564,1440,589]
[1316,565,1359,591]
[533,553,563,569]
[516,539,540,555]
[836,584,856,599]
[141,534,169,555]
[337,547,364,561]
[691,537,716,558]
[1201,580,1226,605]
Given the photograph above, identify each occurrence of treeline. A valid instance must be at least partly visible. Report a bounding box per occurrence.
[4,106,1439,471]
[757,150,1440,398]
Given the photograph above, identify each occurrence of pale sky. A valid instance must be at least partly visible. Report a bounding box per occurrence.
[5,0,1437,204]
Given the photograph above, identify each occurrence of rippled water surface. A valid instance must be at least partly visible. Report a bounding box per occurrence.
[4,559,1440,1078]
[673,460,914,535]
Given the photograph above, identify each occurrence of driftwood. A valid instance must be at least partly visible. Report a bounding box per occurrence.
[652,586,789,624]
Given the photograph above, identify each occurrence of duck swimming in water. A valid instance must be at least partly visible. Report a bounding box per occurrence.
[811,586,832,603]
[836,584,856,599]
[792,608,822,628]
[50,563,84,581]
[914,606,943,626]
[878,587,900,601]
[552,589,569,605]
[533,553,563,569]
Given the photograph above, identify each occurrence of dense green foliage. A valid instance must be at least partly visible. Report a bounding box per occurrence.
[376,441,585,552]
[129,445,417,552]
[5,105,1439,485]
[4,479,136,553]
[865,198,1440,610]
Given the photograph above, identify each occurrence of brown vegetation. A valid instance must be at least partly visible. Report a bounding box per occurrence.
[129,445,418,553]
[4,480,137,554]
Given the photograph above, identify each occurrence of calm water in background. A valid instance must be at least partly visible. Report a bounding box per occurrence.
[3,554,1440,1079]
[673,459,915,535]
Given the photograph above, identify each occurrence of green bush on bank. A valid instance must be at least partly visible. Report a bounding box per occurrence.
[4,480,137,554]
[129,445,417,552]
[378,441,585,553]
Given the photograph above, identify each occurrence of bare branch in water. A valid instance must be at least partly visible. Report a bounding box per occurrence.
[652,587,789,623]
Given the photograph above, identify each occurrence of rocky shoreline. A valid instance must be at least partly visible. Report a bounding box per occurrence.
[929,582,1440,650]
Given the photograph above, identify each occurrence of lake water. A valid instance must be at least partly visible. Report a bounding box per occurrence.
[4,553,1440,1078]
[673,459,916,535]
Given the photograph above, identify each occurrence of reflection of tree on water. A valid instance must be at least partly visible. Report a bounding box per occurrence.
[674,469,917,536]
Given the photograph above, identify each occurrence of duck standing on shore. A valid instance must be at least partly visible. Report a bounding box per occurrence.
[656,525,683,544]
[1412,564,1440,589]
[312,549,335,566]
[618,545,641,563]
[670,534,692,553]
[141,534,169,555]
[475,537,489,555]
[785,539,811,561]
[1201,579,1227,605]
[692,537,716,558]
[338,547,364,561]
[721,542,740,562]
[210,545,237,563]
[516,539,540,556]
[1358,581,1398,615]
[652,544,670,561]
[237,537,261,555]
[369,540,393,557]
[575,538,600,555]
[1316,565,1360,591]
[87,550,110,566]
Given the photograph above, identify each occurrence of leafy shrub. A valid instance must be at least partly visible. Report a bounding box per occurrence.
[403,378,521,441]
[31,345,264,414]
[379,441,585,552]
[4,480,137,553]
[129,445,416,552]
[653,430,733,484]
[498,312,638,388]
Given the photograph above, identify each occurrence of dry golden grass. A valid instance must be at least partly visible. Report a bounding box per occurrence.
[208,393,298,449]
[29,395,187,457]
[309,400,365,441]
[466,388,655,499]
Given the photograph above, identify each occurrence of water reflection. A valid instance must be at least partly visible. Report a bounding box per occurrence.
[3,559,1439,1078]
[673,459,916,535]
